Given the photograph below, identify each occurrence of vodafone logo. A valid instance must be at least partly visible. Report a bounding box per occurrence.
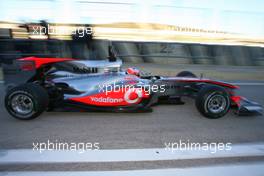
[124,89,143,104]
[89,89,144,105]
[90,97,123,103]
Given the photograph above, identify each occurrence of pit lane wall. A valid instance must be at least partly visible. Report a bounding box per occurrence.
[0,39,264,67]
[1,21,264,66]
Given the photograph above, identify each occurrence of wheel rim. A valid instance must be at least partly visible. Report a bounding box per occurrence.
[10,94,34,115]
[207,94,227,114]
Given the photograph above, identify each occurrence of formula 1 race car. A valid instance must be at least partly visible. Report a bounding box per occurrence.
[3,54,263,120]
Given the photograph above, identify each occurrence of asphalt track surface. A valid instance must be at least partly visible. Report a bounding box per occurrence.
[0,81,264,173]
[0,81,263,150]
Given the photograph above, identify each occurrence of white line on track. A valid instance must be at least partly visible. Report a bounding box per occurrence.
[232,83,264,86]
[0,143,264,164]
[1,163,264,176]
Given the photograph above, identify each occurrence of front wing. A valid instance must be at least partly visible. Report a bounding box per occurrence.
[231,96,263,116]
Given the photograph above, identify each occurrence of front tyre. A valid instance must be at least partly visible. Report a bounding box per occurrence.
[5,83,49,120]
[195,85,230,119]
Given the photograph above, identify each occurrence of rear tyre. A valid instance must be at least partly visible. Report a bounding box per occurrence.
[5,83,49,120]
[195,85,230,119]
[176,71,197,78]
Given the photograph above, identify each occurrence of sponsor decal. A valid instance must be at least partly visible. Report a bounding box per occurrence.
[90,96,123,103]
[124,89,142,104]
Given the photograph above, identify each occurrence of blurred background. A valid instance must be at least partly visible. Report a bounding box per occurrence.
[0,0,264,66]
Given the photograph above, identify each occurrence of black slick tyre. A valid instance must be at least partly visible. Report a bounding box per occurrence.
[5,83,49,120]
[195,85,230,119]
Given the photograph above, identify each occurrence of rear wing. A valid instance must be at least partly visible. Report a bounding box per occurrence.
[2,56,122,91]
[3,57,73,91]
[2,59,36,91]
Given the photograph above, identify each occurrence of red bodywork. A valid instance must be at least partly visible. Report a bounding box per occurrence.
[18,57,73,69]
[164,77,239,89]
[70,88,150,106]
[16,57,239,107]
